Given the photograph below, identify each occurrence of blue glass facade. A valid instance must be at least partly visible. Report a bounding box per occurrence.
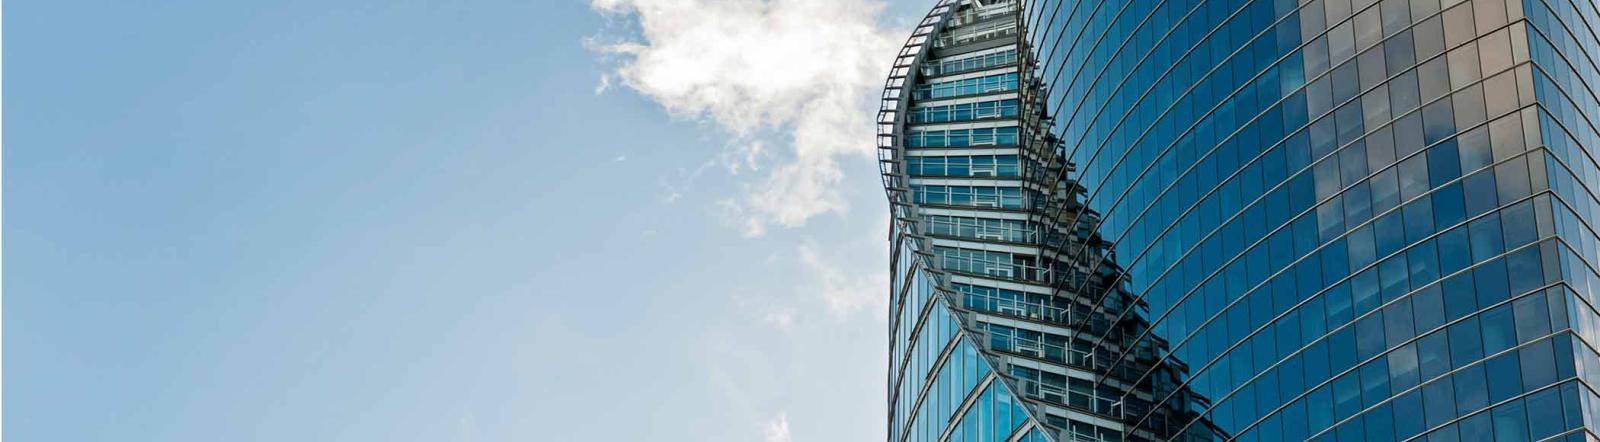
[882,0,1600,441]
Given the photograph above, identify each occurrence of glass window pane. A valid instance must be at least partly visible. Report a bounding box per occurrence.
[1389,343,1422,392]
[1484,350,1523,402]
[1413,285,1447,332]
[1524,388,1564,440]
[1385,299,1417,346]
[1491,399,1529,442]
[1518,339,1556,391]
[1449,317,1484,368]
[1453,364,1489,415]
[1423,375,1457,427]
[1513,293,1552,343]
[1481,304,1516,354]
[1459,411,1493,442]
[1419,331,1453,379]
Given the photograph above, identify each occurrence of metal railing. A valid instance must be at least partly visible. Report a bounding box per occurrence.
[961,292,1077,324]
[934,18,1018,48]
[944,0,1018,27]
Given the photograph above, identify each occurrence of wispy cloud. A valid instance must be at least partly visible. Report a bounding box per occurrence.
[797,240,888,321]
[761,413,793,442]
[763,308,797,331]
[658,161,715,204]
[588,0,898,235]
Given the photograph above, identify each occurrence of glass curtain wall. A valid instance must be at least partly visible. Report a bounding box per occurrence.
[888,0,1598,441]
[1017,0,1600,440]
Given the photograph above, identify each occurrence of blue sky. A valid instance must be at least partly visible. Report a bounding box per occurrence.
[6,0,924,440]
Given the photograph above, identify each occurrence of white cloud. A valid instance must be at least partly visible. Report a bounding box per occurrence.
[763,308,796,331]
[589,0,898,235]
[589,3,900,440]
[594,73,612,95]
[761,413,793,442]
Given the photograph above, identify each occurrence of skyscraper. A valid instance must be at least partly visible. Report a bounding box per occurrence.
[879,0,1600,441]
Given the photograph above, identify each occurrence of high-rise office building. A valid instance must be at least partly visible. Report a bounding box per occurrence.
[879,0,1600,441]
